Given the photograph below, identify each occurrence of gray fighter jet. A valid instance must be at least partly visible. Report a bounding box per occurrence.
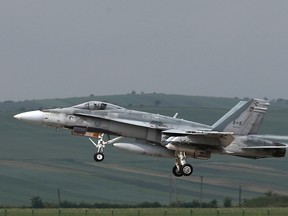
[14,98,288,177]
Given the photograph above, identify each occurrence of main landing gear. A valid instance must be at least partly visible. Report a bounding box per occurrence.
[89,133,121,162]
[172,151,193,177]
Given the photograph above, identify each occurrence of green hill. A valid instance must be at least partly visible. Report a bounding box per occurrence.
[1,94,288,206]
[0,93,239,112]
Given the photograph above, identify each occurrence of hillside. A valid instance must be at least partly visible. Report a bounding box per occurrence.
[0,93,240,112]
[1,94,288,206]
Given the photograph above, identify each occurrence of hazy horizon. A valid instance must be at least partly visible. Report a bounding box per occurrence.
[1,1,288,101]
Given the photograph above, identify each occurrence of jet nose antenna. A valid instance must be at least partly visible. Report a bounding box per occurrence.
[14,110,44,124]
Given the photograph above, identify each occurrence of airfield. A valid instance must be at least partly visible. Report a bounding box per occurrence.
[1,94,288,206]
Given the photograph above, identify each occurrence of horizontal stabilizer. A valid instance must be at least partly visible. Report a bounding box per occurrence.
[252,135,288,142]
[242,145,288,149]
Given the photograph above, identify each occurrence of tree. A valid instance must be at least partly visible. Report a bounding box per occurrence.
[154,100,161,106]
[243,191,288,207]
[210,199,218,208]
[31,196,44,208]
[277,98,285,103]
[223,197,232,208]
[265,190,275,197]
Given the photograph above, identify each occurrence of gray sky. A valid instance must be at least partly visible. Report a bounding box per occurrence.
[1,0,288,101]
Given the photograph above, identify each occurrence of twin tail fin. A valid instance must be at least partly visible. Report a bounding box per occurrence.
[212,99,269,135]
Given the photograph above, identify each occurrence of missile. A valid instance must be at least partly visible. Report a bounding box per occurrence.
[113,142,174,158]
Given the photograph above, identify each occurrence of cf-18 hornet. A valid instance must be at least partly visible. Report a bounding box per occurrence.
[14,98,288,177]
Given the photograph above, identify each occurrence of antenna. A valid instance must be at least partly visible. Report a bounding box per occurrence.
[57,187,61,207]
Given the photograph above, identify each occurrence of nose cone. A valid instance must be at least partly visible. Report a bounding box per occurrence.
[14,110,44,124]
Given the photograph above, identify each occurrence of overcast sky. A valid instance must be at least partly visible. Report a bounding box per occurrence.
[1,1,288,101]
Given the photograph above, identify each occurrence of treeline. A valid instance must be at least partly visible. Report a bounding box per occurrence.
[243,191,288,207]
[14,192,288,209]
[170,199,218,208]
[30,196,219,209]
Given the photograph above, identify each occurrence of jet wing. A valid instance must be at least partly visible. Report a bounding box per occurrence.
[162,129,234,147]
[162,129,233,136]
[74,112,168,129]
[75,112,234,147]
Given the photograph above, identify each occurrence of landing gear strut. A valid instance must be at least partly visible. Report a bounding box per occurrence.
[172,151,193,177]
[89,133,106,162]
[89,133,122,162]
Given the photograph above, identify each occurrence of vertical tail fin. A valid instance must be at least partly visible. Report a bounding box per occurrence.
[212,99,270,135]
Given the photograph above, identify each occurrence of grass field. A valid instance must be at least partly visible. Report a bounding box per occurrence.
[1,208,288,216]
[1,95,288,206]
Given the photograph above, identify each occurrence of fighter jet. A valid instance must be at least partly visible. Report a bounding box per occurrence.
[14,98,288,177]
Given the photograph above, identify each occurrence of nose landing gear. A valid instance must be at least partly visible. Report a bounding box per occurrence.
[89,133,122,162]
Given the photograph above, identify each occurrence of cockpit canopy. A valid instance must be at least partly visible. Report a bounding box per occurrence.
[73,101,123,111]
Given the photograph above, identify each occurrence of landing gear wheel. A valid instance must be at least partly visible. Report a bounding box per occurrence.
[94,152,104,162]
[181,164,193,176]
[172,165,183,177]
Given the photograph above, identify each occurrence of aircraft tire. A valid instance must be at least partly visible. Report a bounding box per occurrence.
[181,164,193,176]
[94,153,104,162]
[172,165,183,177]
